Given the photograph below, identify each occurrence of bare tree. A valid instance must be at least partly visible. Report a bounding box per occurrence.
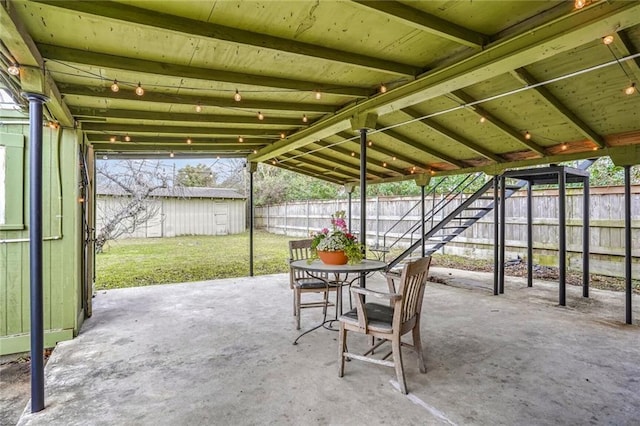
[95,160,172,253]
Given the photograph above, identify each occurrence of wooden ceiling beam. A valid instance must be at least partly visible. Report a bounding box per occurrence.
[449,90,546,156]
[39,44,371,97]
[88,135,268,146]
[312,140,406,175]
[0,2,73,126]
[291,147,393,179]
[271,162,346,185]
[276,154,365,181]
[82,123,280,137]
[610,31,640,86]
[352,1,487,48]
[91,143,254,154]
[70,107,307,128]
[251,1,640,162]
[33,0,418,77]
[58,83,334,114]
[510,67,606,148]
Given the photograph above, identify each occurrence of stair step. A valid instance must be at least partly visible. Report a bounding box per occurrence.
[478,196,495,200]
[442,225,466,229]
[506,184,523,190]
[369,246,390,253]
[465,206,493,211]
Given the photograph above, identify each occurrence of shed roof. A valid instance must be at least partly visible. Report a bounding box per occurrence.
[97,185,245,200]
[1,1,640,183]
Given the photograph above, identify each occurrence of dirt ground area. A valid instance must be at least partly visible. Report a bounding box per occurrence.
[1,258,637,425]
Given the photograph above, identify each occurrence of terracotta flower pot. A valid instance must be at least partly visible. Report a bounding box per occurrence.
[317,250,348,265]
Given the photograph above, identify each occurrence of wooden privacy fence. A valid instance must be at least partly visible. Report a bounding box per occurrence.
[255,185,640,279]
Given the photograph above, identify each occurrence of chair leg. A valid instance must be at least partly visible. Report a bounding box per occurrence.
[392,336,407,394]
[322,289,328,315]
[338,325,347,378]
[295,290,301,330]
[413,324,427,374]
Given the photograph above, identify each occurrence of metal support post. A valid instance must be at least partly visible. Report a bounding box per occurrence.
[359,128,367,288]
[499,175,506,294]
[493,177,499,296]
[421,184,426,257]
[558,170,566,306]
[249,165,255,277]
[583,177,590,298]
[527,182,533,288]
[624,165,633,324]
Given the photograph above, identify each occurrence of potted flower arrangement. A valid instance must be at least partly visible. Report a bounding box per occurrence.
[310,211,363,265]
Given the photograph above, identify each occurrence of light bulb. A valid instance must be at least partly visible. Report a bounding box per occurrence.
[624,83,636,95]
[561,143,568,151]
[238,136,244,143]
[109,136,116,142]
[124,134,131,142]
[368,140,373,146]
[271,160,276,165]
[380,83,387,94]
[102,155,109,160]
[302,114,308,123]
[574,0,586,9]
[382,162,387,167]
[135,82,144,96]
[186,138,192,144]
[314,90,321,100]
[169,151,174,158]
[234,89,241,102]
[280,132,285,139]
[592,146,598,151]
[351,152,355,157]
[257,111,264,120]
[603,35,614,45]
[253,149,258,154]
[195,104,202,113]
[525,131,531,140]
[430,169,436,175]
[7,63,20,76]
[111,79,119,92]
[392,156,396,161]
[479,116,486,123]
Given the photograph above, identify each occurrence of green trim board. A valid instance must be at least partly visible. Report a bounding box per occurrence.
[0,328,75,355]
[0,133,25,230]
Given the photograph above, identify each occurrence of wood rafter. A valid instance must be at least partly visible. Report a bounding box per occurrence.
[91,143,254,153]
[82,123,280,137]
[33,0,418,77]
[291,147,393,179]
[39,44,371,97]
[312,140,406,175]
[88,134,269,146]
[510,67,606,148]
[610,31,640,86]
[272,161,345,185]
[352,1,487,48]
[449,90,546,156]
[276,153,367,181]
[58,84,334,114]
[70,107,306,128]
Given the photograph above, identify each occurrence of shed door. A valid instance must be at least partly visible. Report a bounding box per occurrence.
[214,202,228,235]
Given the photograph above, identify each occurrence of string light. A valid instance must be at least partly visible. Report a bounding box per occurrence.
[110,79,119,92]
[574,0,586,9]
[351,152,355,157]
[271,160,276,165]
[479,116,486,123]
[382,162,387,167]
[48,121,59,129]
[109,136,116,142]
[238,136,244,143]
[561,143,568,151]
[257,111,264,120]
[169,151,174,158]
[135,82,144,96]
[7,63,20,76]
[195,103,202,113]
[379,83,387,94]
[368,140,373,146]
[624,82,636,95]
[430,169,436,175]
[302,114,308,123]
[280,132,285,139]
[314,90,321,100]
[603,35,614,45]
[186,137,192,144]
[253,149,258,154]
[124,134,131,142]
[392,156,396,161]
[234,89,241,102]
[102,155,109,160]
[524,131,531,140]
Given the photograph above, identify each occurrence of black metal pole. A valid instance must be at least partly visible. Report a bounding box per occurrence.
[624,165,632,324]
[558,170,566,306]
[249,166,254,277]
[24,92,48,413]
[494,177,499,295]
[421,184,426,258]
[348,191,352,233]
[583,177,590,298]
[527,182,533,288]
[499,175,506,294]
[359,128,367,288]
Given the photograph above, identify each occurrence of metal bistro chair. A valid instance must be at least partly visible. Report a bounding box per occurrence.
[338,256,431,394]
[289,239,337,330]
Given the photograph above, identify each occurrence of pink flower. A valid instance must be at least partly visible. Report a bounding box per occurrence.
[321,228,329,234]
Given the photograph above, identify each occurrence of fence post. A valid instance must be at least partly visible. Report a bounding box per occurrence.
[284,202,288,235]
[306,200,310,236]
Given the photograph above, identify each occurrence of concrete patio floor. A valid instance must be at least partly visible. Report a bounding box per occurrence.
[17,268,640,426]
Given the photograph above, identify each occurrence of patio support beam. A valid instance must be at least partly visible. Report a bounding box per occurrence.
[493,176,499,296]
[82,123,281,137]
[90,143,260,153]
[313,140,406,176]
[402,108,504,163]
[449,90,546,156]
[24,92,49,413]
[558,169,567,306]
[37,44,372,97]
[527,182,533,288]
[33,0,418,76]
[499,175,506,294]
[248,162,256,277]
[510,68,606,149]
[624,165,633,324]
[58,83,335,114]
[352,1,487,48]
[582,176,590,298]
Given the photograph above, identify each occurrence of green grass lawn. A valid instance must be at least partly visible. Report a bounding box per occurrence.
[96,231,298,290]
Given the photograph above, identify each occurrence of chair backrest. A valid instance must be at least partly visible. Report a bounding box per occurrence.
[288,239,316,287]
[395,257,431,325]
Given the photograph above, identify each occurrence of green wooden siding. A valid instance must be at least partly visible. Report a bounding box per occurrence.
[0,124,83,355]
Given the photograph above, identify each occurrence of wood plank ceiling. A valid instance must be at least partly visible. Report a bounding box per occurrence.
[1,0,640,184]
